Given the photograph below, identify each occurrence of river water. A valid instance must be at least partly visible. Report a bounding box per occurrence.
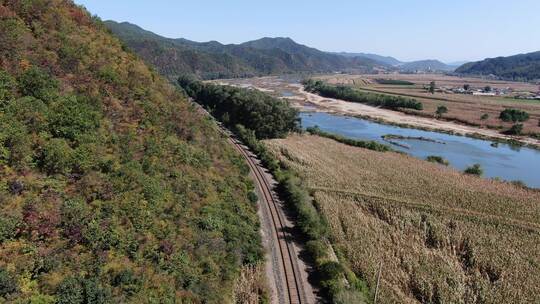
[300,112,540,188]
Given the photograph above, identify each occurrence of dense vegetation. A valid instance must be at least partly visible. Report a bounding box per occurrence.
[303,79,423,110]
[456,51,540,81]
[266,134,540,304]
[105,21,381,80]
[499,108,530,122]
[306,126,392,152]
[0,1,263,302]
[375,79,414,85]
[180,72,368,301]
[426,155,449,166]
[464,164,483,176]
[235,127,370,303]
[178,76,300,139]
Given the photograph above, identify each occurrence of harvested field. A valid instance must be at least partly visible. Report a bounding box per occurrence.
[318,74,540,135]
[264,134,540,304]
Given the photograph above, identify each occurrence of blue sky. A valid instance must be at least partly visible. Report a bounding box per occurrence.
[75,0,540,63]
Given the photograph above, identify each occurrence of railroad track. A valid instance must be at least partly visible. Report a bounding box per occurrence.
[229,137,306,304]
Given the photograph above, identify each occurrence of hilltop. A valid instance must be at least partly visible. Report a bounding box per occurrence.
[330,52,402,66]
[0,1,262,302]
[105,21,383,79]
[456,51,540,81]
[399,59,455,72]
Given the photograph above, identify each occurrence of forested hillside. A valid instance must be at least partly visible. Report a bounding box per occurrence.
[105,21,382,80]
[456,51,540,81]
[0,1,263,302]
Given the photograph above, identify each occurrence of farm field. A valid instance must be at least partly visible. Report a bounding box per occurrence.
[317,74,540,135]
[264,134,540,304]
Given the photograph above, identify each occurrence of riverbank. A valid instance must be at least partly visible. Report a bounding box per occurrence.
[287,84,540,149]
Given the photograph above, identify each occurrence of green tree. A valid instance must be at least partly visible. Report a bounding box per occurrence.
[56,277,84,304]
[506,123,523,135]
[435,105,448,117]
[0,118,32,169]
[426,155,449,166]
[39,138,74,175]
[17,67,59,103]
[499,109,529,123]
[463,84,470,91]
[481,113,489,120]
[0,267,18,297]
[49,96,101,141]
[429,81,436,94]
[0,70,16,105]
[484,86,492,92]
[464,164,483,176]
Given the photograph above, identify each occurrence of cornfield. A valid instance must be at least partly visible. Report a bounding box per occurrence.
[264,134,540,303]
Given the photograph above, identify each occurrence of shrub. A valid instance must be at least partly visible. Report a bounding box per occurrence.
[499,109,529,123]
[39,138,74,175]
[60,199,90,245]
[0,216,20,243]
[505,123,523,135]
[0,268,18,297]
[464,164,483,176]
[481,113,489,120]
[0,69,16,105]
[17,67,59,103]
[48,96,101,141]
[305,240,328,262]
[435,105,448,117]
[82,278,112,304]
[4,97,49,133]
[426,155,449,166]
[0,118,32,169]
[247,191,258,204]
[306,126,392,152]
[56,277,84,304]
[111,270,141,296]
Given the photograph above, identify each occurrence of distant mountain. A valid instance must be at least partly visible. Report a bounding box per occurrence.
[455,51,540,81]
[331,52,402,66]
[447,60,469,67]
[105,21,382,79]
[399,59,455,72]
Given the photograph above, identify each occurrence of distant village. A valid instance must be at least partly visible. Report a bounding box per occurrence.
[435,84,540,100]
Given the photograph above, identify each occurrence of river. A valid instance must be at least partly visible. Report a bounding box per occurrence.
[301,112,540,188]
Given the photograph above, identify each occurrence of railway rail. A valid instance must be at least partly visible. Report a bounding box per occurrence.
[228,136,307,304]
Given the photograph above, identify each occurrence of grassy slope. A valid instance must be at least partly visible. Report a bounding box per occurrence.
[265,134,540,304]
[0,1,261,302]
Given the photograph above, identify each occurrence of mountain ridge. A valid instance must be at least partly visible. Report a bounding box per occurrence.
[455,51,540,81]
[105,21,383,79]
[399,59,455,72]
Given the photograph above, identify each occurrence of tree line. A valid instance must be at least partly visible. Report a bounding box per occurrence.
[303,79,423,110]
[178,75,300,139]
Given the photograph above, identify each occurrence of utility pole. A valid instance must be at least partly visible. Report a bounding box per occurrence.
[374,260,383,304]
